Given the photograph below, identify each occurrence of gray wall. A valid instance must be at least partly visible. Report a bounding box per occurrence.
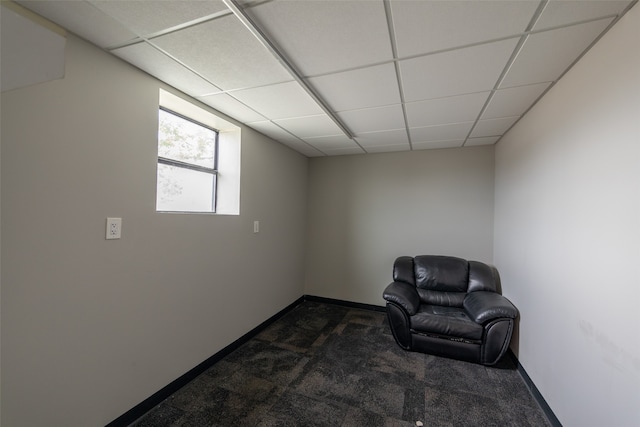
[305,147,495,305]
[1,35,308,426]
[494,5,640,426]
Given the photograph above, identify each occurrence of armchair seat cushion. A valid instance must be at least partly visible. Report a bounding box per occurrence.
[411,305,483,342]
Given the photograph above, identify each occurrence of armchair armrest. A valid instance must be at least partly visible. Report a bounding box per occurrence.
[463,291,518,324]
[383,281,420,315]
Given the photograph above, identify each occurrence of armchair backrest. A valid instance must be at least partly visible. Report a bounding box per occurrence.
[415,255,468,291]
[393,255,498,308]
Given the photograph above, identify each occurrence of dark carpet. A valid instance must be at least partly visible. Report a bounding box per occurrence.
[132,301,550,426]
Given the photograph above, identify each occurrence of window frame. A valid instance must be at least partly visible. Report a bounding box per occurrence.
[157,106,220,213]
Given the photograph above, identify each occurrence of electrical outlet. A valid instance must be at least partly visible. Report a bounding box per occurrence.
[106,217,122,240]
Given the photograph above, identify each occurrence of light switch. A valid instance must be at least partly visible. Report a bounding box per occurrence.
[253,221,260,233]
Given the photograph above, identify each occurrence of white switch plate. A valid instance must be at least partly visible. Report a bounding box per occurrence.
[106,217,122,239]
[253,220,260,233]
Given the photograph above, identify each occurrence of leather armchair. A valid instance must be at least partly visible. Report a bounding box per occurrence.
[383,255,518,365]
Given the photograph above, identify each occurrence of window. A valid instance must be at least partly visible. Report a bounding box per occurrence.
[157,89,241,215]
[156,108,219,212]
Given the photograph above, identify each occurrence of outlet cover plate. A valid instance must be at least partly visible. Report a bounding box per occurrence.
[106,217,122,239]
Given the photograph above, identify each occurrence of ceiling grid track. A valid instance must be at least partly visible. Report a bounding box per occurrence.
[497,2,638,141]
[104,8,235,51]
[99,0,326,156]
[383,0,413,151]
[140,40,284,125]
[221,0,361,149]
[299,12,623,87]
[16,0,636,157]
[462,0,549,146]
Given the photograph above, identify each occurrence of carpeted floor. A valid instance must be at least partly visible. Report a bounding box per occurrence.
[133,301,550,426]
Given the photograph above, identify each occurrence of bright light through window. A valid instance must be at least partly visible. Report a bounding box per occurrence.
[156,108,219,212]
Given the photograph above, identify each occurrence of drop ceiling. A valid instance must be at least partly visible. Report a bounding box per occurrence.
[15,0,637,157]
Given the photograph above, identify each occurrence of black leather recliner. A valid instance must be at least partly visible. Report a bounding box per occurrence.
[383,255,518,365]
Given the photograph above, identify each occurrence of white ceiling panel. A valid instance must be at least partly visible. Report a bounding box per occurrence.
[413,140,465,150]
[465,136,500,147]
[405,92,490,128]
[355,129,409,148]
[303,136,362,155]
[338,105,405,134]
[307,63,401,112]
[274,114,344,139]
[246,120,301,144]
[534,0,631,30]
[482,82,550,120]
[322,146,366,156]
[303,134,354,149]
[112,42,222,97]
[152,15,291,90]
[470,116,519,138]
[500,17,614,88]
[410,122,474,143]
[91,0,229,37]
[391,0,539,58]
[14,0,633,158]
[248,120,326,156]
[400,38,519,102]
[245,0,393,76]
[17,0,137,47]
[198,93,266,123]
[231,81,322,120]
[277,139,325,157]
[366,144,411,153]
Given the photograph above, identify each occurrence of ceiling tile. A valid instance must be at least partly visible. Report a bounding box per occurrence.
[410,122,474,143]
[17,0,137,47]
[470,116,519,138]
[465,136,500,146]
[18,0,628,160]
[355,129,409,147]
[321,146,366,156]
[307,63,401,112]
[91,0,229,37]
[247,120,325,156]
[231,81,322,120]
[534,0,632,30]
[482,82,550,119]
[413,140,465,150]
[278,140,325,157]
[274,114,344,139]
[112,42,222,97]
[405,92,489,128]
[400,38,519,102]
[338,105,405,134]
[366,144,411,153]
[500,17,614,88]
[303,134,354,149]
[246,120,301,144]
[390,0,539,58]
[245,0,392,76]
[198,93,266,123]
[303,136,362,154]
[152,15,291,91]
